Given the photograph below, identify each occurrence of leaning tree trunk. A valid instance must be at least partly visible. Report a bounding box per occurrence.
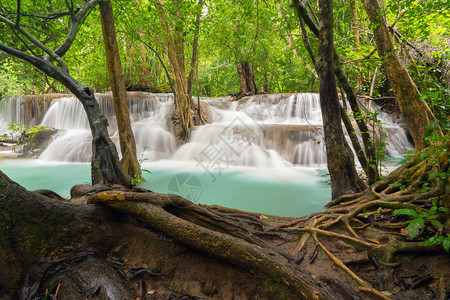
[363,0,440,150]
[0,1,131,187]
[99,0,140,178]
[317,0,366,199]
[72,87,132,187]
[29,57,132,187]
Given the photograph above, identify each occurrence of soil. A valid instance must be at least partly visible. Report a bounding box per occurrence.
[104,222,297,300]
[1,186,449,299]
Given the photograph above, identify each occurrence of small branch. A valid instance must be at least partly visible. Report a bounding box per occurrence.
[15,0,20,27]
[356,96,396,101]
[342,48,377,65]
[0,14,68,73]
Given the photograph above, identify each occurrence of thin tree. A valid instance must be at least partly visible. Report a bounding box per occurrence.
[316,0,366,198]
[293,0,380,184]
[99,0,140,178]
[0,0,131,186]
[363,0,440,150]
[156,0,194,139]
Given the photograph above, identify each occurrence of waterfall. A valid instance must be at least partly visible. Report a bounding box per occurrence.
[38,92,176,162]
[0,92,413,167]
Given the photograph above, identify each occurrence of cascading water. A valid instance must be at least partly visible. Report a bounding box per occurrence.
[37,93,177,162]
[0,92,414,216]
[0,92,413,166]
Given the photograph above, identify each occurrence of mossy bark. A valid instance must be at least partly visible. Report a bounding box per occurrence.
[363,0,440,150]
[0,170,339,299]
[0,171,112,292]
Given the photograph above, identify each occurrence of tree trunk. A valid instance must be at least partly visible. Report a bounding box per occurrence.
[292,0,379,184]
[349,0,365,88]
[236,61,258,99]
[363,0,439,150]
[99,0,140,178]
[0,171,132,298]
[187,0,202,100]
[157,0,194,139]
[317,0,366,199]
[74,87,132,187]
[34,58,131,187]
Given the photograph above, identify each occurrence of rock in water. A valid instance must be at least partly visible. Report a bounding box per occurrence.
[21,126,58,158]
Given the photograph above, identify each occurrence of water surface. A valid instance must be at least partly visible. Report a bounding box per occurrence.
[0,159,331,217]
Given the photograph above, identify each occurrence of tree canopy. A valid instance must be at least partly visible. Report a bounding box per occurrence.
[0,0,445,115]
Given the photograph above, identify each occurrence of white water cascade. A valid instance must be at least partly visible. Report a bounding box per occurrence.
[0,92,416,216]
[0,92,413,168]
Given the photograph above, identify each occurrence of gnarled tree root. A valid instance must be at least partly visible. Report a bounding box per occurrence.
[88,191,337,299]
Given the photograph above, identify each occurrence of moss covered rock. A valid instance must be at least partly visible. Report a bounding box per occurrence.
[21,126,58,158]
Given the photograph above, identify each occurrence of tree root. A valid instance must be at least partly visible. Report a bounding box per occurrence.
[279,145,448,297]
[88,191,336,299]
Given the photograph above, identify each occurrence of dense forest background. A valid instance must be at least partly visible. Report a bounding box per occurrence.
[0,0,448,121]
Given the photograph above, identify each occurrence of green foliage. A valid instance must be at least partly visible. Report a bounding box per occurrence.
[7,122,25,136]
[394,200,448,252]
[424,235,450,253]
[130,154,152,187]
[131,168,152,187]
[0,59,28,96]
[0,0,448,100]
[389,182,405,191]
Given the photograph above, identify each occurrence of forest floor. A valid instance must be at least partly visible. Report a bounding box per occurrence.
[27,203,444,300]
[107,210,449,300]
[1,132,448,299]
[0,172,448,300]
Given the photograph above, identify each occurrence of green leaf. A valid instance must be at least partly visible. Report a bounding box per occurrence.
[427,205,437,216]
[407,217,424,239]
[381,291,392,296]
[425,236,444,246]
[393,209,419,218]
[439,207,448,212]
[389,182,402,188]
[429,171,447,180]
[419,152,429,160]
[430,220,443,231]
[443,239,450,253]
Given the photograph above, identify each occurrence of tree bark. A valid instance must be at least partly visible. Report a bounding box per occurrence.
[317,0,366,199]
[363,0,439,150]
[157,0,194,139]
[0,171,122,295]
[237,61,258,98]
[187,0,202,100]
[0,0,131,187]
[99,0,140,178]
[292,0,379,184]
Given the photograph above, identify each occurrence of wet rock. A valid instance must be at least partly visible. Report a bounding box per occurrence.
[21,126,59,158]
[70,184,111,204]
